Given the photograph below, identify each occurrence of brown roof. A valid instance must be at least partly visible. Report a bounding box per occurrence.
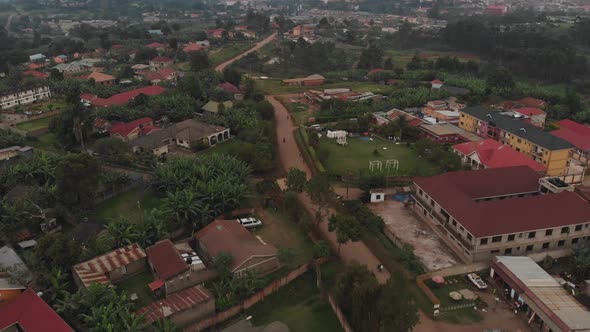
[195,220,278,272]
[72,243,146,288]
[414,167,590,237]
[146,240,188,280]
[136,285,213,323]
[87,71,115,83]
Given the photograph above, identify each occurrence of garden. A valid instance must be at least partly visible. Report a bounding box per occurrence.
[425,274,486,323]
[318,136,438,177]
[15,115,56,132]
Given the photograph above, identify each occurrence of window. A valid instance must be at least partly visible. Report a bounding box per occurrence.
[572,238,579,245]
[480,238,488,245]
[418,189,423,195]
[452,220,457,227]
[492,236,502,243]
[430,200,434,207]
[459,226,464,232]
[575,225,583,232]
[507,234,515,241]
[528,231,536,239]
[491,250,500,254]
[504,248,512,254]
[545,229,553,236]
[526,245,534,252]
[517,139,522,143]
[558,240,565,247]
[561,227,569,234]
[542,242,550,249]
[467,234,473,241]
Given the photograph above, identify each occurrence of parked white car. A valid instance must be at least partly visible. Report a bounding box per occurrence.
[467,273,488,289]
[237,217,262,229]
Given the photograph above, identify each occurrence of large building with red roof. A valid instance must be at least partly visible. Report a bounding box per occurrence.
[80,85,166,107]
[453,139,546,173]
[411,166,590,262]
[0,288,74,332]
[109,117,160,141]
[551,119,590,165]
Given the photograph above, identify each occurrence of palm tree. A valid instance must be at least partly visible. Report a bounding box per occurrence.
[154,319,180,332]
[162,190,201,227]
[105,217,138,247]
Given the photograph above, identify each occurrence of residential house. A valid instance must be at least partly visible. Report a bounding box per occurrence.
[517,97,546,109]
[513,108,546,128]
[421,99,465,124]
[23,70,49,79]
[148,29,164,35]
[130,119,230,156]
[291,25,314,37]
[183,42,206,53]
[109,117,160,141]
[80,85,166,107]
[459,106,573,176]
[242,30,257,38]
[72,243,147,289]
[201,100,233,115]
[136,285,214,327]
[282,74,325,86]
[484,4,508,15]
[0,272,25,305]
[52,59,100,73]
[0,288,74,332]
[149,56,173,71]
[418,123,482,144]
[0,85,51,110]
[0,146,33,163]
[28,53,46,63]
[145,240,213,297]
[145,67,178,85]
[490,256,590,332]
[217,82,242,99]
[431,79,444,89]
[131,64,150,77]
[146,42,166,51]
[550,119,590,165]
[86,71,116,86]
[453,139,546,173]
[53,55,68,63]
[0,246,33,284]
[411,166,590,263]
[208,28,230,38]
[194,220,280,276]
[372,109,424,127]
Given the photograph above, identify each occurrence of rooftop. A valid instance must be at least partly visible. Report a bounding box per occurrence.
[282,74,325,83]
[136,285,213,323]
[72,243,146,288]
[461,106,573,150]
[109,117,158,138]
[152,55,173,63]
[453,139,545,172]
[494,256,590,332]
[82,85,166,107]
[195,220,278,272]
[517,97,546,108]
[0,288,74,332]
[87,71,115,83]
[550,119,590,152]
[414,166,590,237]
[146,240,188,280]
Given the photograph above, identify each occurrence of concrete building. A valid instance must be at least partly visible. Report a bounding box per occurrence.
[72,243,147,289]
[459,106,573,176]
[0,86,51,110]
[551,119,590,166]
[282,74,325,86]
[491,256,590,332]
[411,166,590,263]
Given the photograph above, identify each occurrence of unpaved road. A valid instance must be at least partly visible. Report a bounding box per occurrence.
[214,32,277,73]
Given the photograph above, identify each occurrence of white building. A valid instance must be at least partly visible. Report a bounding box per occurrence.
[0,86,51,110]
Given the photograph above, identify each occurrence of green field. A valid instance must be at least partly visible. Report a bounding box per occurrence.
[256,79,400,95]
[385,49,481,67]
[116,271,155,308]
[319,136,437,177]
[91,187,162,223]
[28,133,61,152]
[209,43,254,65]
[16,116,55,132]
[248,271,343,332]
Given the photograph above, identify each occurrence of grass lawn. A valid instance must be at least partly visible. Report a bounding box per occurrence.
[16,116,55,132]
[386,49,480,67]
[199,139,242,156]
[319,136,438,177]
[209,43,254,65]
[27,133,62,152]
[252,210,315,267]
[248,271,343,332]
[427,275,484,323]
[91,187,162,223]
[116,271,155,308]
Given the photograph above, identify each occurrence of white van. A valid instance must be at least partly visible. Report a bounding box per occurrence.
[236,217,263,229]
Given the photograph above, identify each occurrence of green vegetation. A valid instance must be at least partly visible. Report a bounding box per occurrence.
[15,116,55,132]
[319,137,437,177]
[427,275,484,323]
[28,133,62,152]
[91,187,162,223]
[209,43,254,65]
[248,271,343,332]
[116,271,154,308]
[256,79,399,95]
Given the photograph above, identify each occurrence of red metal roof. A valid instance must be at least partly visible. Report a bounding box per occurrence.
[152,55,173,63]
[183,43,205,52]
[412,167,590,237]
[146,240,188,280]
[0,288,74,332]
[367,68,384,76]
[431,79,443,84]
[146,42,165,49]
[136,285,213,323]
[514,107,545,116]
[23,70,49,79]
[550,120,590,152]
[453,139,545,172]
[517,97,546,108]
[110,117,157,138]
[84,86,166,107]
[217,82,241,94]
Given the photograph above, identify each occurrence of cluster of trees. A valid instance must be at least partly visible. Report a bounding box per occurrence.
[0,129,25,148]
[334,263,419,332]
[406,54,478,74]
[152,155,251,231]
[272,38,351,75]
[413,139,462,173]
[442,19,588,82]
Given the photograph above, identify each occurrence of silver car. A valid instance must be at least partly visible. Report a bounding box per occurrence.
[237,217,262,229]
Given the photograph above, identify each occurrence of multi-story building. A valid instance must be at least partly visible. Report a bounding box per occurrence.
[411,166,590,263]
[0,86,51,110]
[459,106,573,176]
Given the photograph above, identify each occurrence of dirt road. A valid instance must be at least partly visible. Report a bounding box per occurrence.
[214,32,277,73]
[268,95,390,284]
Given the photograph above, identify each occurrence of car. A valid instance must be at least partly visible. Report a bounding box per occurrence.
[236,217,262,229]
[467,273,488,289]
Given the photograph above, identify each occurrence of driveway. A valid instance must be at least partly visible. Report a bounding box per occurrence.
[215,32,277,73]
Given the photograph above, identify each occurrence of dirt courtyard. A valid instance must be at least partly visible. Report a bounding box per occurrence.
[369,199,459,271]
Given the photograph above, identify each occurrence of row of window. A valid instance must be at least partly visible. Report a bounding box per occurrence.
[480,224,587,245]
[490,237,585,255]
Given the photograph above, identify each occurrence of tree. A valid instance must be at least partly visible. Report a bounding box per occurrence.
[216,252,234,278]
[313,240,331,258]
[357,46,384,69]
[168,37,178,50]
[277,248,297,267]
[572,242,590,280]
[162,189,201,229]
[222,67,242,86]
[486,66,515,93]
[328,214,363,252]
[106,217,138,247]
[306,174,331,223]
[189,50,210,71]
[55,153,101,207]
[117,65,135,79]
[384,58,393,70]
[286,167,307,193]
[93,138,130,162]
[32,233,81,272]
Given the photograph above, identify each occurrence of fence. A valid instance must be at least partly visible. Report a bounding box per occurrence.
[441,302,476,312]
[93,179,145,205]
[326,292,354,332]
